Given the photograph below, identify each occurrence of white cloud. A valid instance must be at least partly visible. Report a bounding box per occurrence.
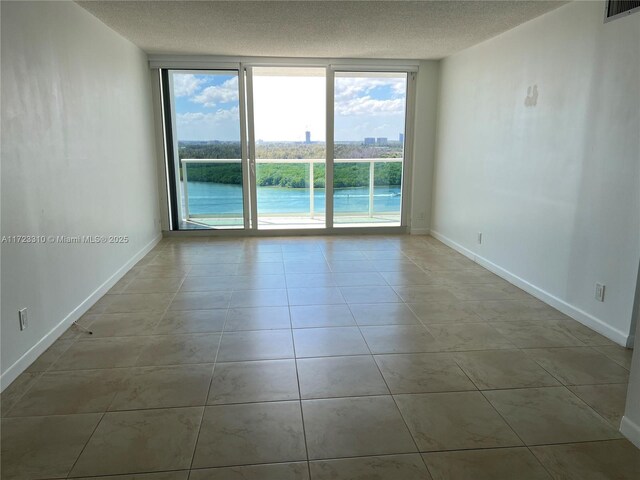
[336,96,405,117]
[334,77,406,117]
[335,78,386,101]
[173,74,205,97]
[177,106,240,126]
[175,107,240,140]
[335,77,405,99]
[192,77,239,107]
[391,79,407,96]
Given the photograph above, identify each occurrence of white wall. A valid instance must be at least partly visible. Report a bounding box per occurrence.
[622,266,640,446]
[0,1,161,388]
[431,1,640,345]
[410,60,440,233]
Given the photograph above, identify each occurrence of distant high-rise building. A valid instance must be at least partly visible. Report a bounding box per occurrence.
[399,133,404,143]
[376,137,388,145]
[305,131,311,144]
[364,137,376,145]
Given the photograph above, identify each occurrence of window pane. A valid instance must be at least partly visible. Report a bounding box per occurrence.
[171,71,244,229]
[252,67,326,229]
[334,72,406,227]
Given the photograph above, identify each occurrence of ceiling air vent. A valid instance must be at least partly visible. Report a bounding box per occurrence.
[605,0,640,22]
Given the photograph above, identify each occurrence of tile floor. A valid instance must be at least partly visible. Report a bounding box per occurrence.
[1,234,638,479]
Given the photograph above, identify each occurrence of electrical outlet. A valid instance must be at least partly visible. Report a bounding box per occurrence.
[477,232,483,244]
[18,308,28,330]
[595,283,605,302]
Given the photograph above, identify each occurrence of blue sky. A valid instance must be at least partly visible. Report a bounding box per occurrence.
[334,74,407,142]
[172,71,406,142]
[173,73,241,141]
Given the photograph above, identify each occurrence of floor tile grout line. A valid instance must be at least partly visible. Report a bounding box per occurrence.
[425,356,549,466]
[525,445,562,480]
[64,410,107,478]
[476,388,529,450]
[449,354,483,392]
[284,273,314,480]
[187,294,229,472]
[556,383,627,431]
[347,306,427,459]
[180,437,615,469]
[1,370,45,418]
[484,344,629,431]
[31,342,627,379]
[64,283,185,479]
[55,436,639,479]
[475,370,624,446]
[12,379,631,419]
[10,297,110,406]
[66,467,188,480]
[517,345,603,388]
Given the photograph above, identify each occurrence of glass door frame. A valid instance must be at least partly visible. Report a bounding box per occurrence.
[330,67,416,229]
[326,67,335,229]
[244,63,331,231]
[244,65,258,230]
[158,58,417,233]
[163,66,251,230]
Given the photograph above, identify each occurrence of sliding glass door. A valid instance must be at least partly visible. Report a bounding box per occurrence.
[163,66,411,231]
[333,72,407,227]
[168,70,246,229]
[250,67,326,229]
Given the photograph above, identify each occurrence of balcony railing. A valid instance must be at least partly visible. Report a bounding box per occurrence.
[180,158,402,225]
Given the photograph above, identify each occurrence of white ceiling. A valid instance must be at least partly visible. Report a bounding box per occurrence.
[77,0,568,59]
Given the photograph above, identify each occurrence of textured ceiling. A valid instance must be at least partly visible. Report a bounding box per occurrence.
[77,0,568,59]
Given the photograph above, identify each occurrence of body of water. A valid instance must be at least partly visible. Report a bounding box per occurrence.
[183,182,401,216]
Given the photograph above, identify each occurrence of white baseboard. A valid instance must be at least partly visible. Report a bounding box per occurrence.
[0,233,162,391]
[410,227,430,235]
[430,231,477,260]
[430,230,629,346]
[620,416,640,448]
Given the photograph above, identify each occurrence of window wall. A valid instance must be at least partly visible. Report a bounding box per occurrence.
[162,63,413,231]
